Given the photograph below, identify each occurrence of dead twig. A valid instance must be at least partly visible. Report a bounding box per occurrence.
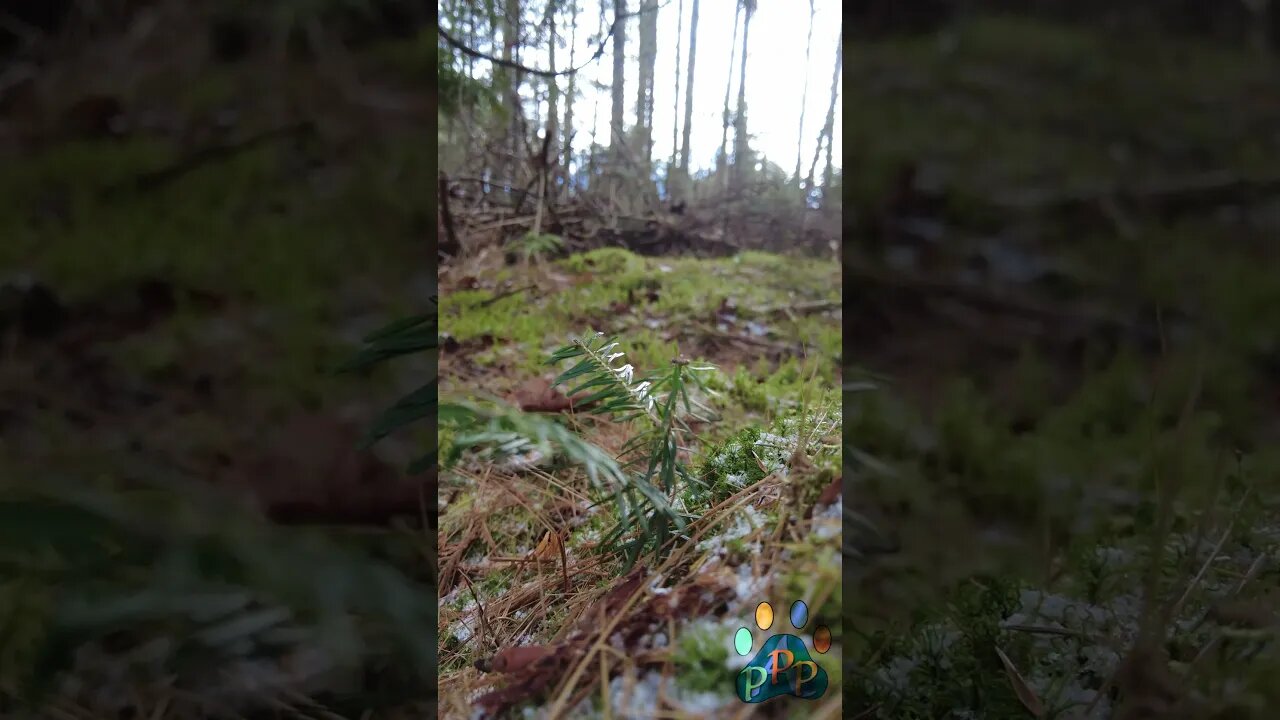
[104,121,316,198]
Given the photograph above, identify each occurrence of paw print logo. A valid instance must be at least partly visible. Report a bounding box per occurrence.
[733,599,831,703]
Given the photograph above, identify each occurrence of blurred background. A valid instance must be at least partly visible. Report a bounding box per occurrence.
[843,2,1280,718]
[0,1,435,718]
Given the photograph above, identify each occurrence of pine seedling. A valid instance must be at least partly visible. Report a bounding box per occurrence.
[547,331,717,568]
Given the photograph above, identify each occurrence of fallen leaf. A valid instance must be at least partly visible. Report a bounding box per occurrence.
[818,475,842,506]
[531,528,564,562]
[477,644,552,674]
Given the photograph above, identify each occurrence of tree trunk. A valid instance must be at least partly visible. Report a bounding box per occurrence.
[807,24,842,204]
[635,0,658,183]
[667,0,683,198]
[732,0,755,189]
[794,0,815,186]
[611,0,627,154]
[717,1,741,181]
[562,0,579,183]
[544,0,559,200]
[502,0,522,200]
[678,0,699,180]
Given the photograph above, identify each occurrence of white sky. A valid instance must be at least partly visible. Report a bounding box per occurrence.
[446,0,843,179]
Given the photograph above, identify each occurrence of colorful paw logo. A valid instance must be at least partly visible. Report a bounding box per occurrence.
[733,599,831,703]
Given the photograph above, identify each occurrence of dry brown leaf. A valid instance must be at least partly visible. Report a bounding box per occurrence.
[817,474,842,506]
[531,528,565,562]
[476,644,553,674]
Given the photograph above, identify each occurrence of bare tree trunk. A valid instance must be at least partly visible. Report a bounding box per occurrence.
[563,0,579,186]
[544,0,559,201]
[668,0,683,199]
[502,0,523,201]
[635,0,658,185]
[807,24,842,205]
[794,0,815,186]
[717,1,741,184]
[611,0,627,153]
[732,0,755,190]
[678,0,699,179]
[609,0,629,209]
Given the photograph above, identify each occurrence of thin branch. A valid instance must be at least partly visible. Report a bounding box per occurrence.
[437,1,670,78]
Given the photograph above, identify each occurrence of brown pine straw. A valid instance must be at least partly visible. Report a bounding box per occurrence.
[441,422,841,718]
[542,470,799,718]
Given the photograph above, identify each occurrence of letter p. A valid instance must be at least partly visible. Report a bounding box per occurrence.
[793,661,819,695]
[769,649,795,685]
[740,667,767,701]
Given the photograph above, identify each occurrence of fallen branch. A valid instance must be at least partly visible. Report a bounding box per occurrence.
[748,300,841,317]
[475,284,536,309]
[104,121,316,197]
[993,170,1280,220]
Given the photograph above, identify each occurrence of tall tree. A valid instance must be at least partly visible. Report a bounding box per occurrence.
[635,0,659,179]
[501,0,523,196]
[562,0,579,180]
[678,0,699,179]
[543,0,559,204]
[794,0,815,186]
[717,1,741,181]
[668,0,683,191]
[807,24,842,203]
[731,0,756,188]
[610,0,627,153]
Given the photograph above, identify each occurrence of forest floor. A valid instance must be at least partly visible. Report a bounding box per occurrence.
[436,248,842,718]
[844,16,1280,720]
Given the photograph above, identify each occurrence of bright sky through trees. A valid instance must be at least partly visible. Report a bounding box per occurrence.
[452,0,843,178]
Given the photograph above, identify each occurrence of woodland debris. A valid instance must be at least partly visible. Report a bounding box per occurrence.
[472,565,736,718]
[748,300,842,317]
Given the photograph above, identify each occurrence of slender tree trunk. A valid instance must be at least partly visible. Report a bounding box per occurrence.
[732,0,755,189]
[502,0,522,199]
[807,25,842,203]
[609,0,628,206]
[717,1,741,182]
[678,0,699,178]
[562,0,579,186]
[635,0,658,184]
[668,0,683,198]
[544,0,559,200]
[610,0,627,152]
[794,0,815,186]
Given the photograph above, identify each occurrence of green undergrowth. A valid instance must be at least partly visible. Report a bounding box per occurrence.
[441,248,840,378]
[848,347,1280,717]
[693,408,841,507]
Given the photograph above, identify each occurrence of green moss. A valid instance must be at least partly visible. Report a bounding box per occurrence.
[559,247,644,275]
[696,425,766,504]
[673,623,731,694]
